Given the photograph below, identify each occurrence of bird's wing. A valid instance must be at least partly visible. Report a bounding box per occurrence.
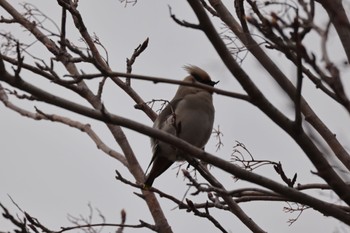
[151,97,183,147]
[146,98,184,172]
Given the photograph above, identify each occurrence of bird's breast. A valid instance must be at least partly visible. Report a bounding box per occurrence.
[174,92,214,148]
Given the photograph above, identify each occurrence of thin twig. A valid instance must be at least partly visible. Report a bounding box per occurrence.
[63,71,251,102]
[168,5,201,29]
[126,37,149,85]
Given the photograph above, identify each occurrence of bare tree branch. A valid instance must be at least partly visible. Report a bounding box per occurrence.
[2,54,349,224]
[187,0,350,205]
[1,0,350,231]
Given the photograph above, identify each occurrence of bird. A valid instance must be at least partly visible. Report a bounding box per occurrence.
[144,65,218,187]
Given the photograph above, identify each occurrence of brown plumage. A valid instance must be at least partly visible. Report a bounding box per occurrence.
[144,66,218,187]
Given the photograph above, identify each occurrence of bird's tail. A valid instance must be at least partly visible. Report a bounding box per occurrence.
[144,155,174,187]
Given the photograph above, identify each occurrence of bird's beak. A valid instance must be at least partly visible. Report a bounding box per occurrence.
[209,80,219,87]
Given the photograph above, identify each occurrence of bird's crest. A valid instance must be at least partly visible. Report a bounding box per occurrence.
[184,65,211,82]
[184,65,219,86]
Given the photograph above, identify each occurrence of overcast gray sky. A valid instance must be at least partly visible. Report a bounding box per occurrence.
[1,1,350,232]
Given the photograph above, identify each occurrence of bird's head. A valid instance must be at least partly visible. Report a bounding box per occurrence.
[178,65,218,96]
[183,65,219,87]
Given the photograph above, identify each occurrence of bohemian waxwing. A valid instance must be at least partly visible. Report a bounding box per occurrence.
[144,65,218,187]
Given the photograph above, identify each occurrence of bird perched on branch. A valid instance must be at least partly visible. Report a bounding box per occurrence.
[144,65,218,187]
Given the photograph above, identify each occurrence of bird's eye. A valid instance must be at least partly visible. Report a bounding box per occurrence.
[192,73,203,83]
